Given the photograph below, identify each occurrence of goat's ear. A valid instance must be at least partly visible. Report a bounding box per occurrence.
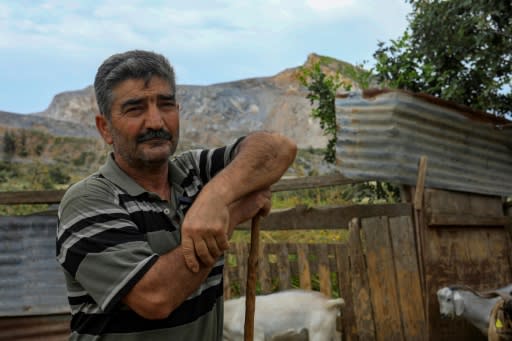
[453,292,464,316]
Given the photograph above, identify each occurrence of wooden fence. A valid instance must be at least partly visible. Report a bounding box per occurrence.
[224,242,343,299]
[224,212,428,341]
[1,174,512,341]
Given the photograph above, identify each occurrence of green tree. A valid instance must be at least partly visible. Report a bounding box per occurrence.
[374,0,512,116]
[299,62,347,163]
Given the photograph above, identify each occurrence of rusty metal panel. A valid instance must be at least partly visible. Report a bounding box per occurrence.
[336,91,512,196]
[0,216,69,316]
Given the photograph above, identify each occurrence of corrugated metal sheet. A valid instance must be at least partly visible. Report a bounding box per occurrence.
[335,90,512,196]
[0,216,69,316]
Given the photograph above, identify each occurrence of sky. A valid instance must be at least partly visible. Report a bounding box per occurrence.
[0,0,412,114]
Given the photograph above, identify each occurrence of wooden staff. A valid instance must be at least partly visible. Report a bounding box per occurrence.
[244,215,261,341]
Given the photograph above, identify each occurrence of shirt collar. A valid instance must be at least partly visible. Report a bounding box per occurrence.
[99,152,186,198]
[99,153,148,197]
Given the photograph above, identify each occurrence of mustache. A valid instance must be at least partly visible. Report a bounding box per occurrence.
[136,129,173,143]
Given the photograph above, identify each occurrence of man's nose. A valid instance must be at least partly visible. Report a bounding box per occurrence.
[145,104,164,130]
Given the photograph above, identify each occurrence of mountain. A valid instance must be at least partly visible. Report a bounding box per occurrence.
[0,54,359,192]
[22,53,358,149]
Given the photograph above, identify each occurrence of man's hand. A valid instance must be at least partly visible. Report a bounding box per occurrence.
[181,193,230,273]
[181,188,271,273]
[227,188,271,237]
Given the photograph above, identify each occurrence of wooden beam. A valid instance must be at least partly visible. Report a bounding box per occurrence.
[427,214,512,227]
[0,175,364,205]
[236,203,412,230]
[413,156,428,209]
[270,174,363,192]
[0,190,66,205]
[413,155,428,323]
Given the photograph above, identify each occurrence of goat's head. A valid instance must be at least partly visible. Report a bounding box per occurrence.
[437,287,465,318]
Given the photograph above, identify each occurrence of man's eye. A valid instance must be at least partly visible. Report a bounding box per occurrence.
[123,107,143,116]
[161,101,176,108]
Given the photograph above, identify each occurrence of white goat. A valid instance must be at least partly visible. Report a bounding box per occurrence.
[223,289,344,341]
[437,284,512,336]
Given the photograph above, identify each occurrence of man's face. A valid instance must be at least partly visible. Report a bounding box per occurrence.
[99,76,180,170]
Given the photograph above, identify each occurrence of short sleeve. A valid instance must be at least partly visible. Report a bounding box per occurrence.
[56,178,158,312]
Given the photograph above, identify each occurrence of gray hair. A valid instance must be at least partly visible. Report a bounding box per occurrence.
[94,50,176,119]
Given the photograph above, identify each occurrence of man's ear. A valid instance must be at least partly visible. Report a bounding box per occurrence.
[96,114,113,145]
[453,292,464,316]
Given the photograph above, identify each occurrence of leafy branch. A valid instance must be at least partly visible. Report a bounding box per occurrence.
[298,62,348,163]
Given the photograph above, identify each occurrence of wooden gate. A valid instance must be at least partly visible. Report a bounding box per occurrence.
[342,215,427,341]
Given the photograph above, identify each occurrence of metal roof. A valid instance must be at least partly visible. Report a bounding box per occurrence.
[335,90,512,197]
[0,216,69,316]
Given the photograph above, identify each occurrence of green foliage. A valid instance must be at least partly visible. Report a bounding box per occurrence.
[0,128,108,215]
[35,144,44,156]
[342,61,376,90]
[299,62,347,163]
[374,0,512,116]
[49,166,71,184]
[18,131,28,157]
[272,185,351,209]
[341,181,401,204]
[0,204,51,216]
[73,151,96,166]
[3,130,16,158]
[0,161,18,182]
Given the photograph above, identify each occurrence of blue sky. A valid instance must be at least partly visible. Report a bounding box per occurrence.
[0,0,411,114]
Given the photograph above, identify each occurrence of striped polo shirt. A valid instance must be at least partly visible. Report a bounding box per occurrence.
[56,139,242,340]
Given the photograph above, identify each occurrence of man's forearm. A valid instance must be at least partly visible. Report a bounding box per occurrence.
[180,131,296,273]
[122,245,213,319]
[206,131,297,206]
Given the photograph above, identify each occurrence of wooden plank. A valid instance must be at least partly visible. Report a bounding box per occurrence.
[425,188,503,217]
[270,174,362,192]
[362,216,404,341]
[286,243,299,279]
[335,244,358,341]
[276,244,291,290]
[0,175,362,205]
[296,244,312,290]
[413,156,427,209]
[258,243,273,294]
[0,190,65,205]
[413,156,427,302]
[236,203,413,231]
[389,216,427,341]
[468,193,504,217]
[348,218,376,341]
[427,214,511,227]
[317,244,332,297]
[267,244,279,281]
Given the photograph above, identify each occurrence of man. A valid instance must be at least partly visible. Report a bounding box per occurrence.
[56,50,297,340]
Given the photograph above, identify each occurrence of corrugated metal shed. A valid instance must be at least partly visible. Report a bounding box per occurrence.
[336,89,512,196]
[0,216,69,316]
